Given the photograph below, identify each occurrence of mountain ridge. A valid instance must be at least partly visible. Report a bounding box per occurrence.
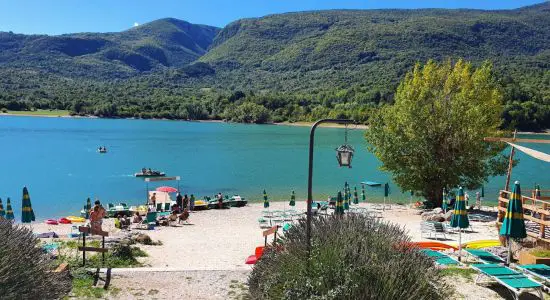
[0,3,548,130]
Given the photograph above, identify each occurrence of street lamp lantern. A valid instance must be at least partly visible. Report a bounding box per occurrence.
[336,144,354,168]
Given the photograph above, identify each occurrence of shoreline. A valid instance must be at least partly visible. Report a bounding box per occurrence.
[1,113,548,134]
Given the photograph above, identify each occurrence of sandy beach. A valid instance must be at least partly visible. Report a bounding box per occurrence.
[25,201,515,298]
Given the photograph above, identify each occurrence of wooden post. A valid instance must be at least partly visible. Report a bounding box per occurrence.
[82,231,86,266]
[504,130,517,192]
[102,235,106,264]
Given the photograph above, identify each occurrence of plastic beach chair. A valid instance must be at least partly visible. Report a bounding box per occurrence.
[471,263,543,300]
[164,203,170,211]
[517,264,550,284]
[465,249,505,264]
[140,212,157,229]
[420,249,459,266]
[156,203,162,212]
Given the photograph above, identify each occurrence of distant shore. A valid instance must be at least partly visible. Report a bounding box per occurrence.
[2,112,548,135]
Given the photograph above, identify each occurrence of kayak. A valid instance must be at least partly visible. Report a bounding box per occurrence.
[411,241,458,250]
[58,217,72,224]
[45,219,58,225]
[462,240,501,249]
[66,216,86,223]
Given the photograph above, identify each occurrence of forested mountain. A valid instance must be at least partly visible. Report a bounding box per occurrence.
[0,3,549,130]
[0,18,219,76]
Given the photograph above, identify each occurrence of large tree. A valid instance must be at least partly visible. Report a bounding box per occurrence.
[365,59,510,207]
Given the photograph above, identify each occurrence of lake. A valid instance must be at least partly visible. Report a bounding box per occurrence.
[1,116,548,220]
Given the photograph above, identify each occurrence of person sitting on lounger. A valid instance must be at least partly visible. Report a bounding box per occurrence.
[179,208,190,224]
[132,212,142,223]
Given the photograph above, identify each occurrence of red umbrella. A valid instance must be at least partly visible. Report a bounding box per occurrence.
[156,186,178,193]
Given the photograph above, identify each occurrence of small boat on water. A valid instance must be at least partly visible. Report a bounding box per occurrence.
[135,170,165,177]
[98,146,107,153]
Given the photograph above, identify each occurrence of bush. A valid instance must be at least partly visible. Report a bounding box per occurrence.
[248,215,449,299]
[0,219,71,299]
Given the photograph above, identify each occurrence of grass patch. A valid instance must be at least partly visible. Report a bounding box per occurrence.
[6,109,70,116]
[440,267,477,279]
[529,249,550,258]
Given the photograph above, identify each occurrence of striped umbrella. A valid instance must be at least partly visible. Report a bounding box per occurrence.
[5,197,14,220]
[335,191,344,215]
[263,190,269,209]
[0,198,4,218]
[450,187,469,261]
[343,186,350,211]
[500,181,527,265]
[21,186,36,223]
[289,191,295,207]
[361,184,366,202]
[353,187,359,205]
[442,188,448,213]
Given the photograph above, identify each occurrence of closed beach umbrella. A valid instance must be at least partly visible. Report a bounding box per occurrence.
[85,197,91,219]
[335,191,344,215]
[21,186,35,223]
[450,187,469,260]
[500,181,527,265]
[289,191,295,207]
[263,190,269,209]
[384,183,390,210]
[353,187,359,205]
[442,188,448,213]
[0,198,5,218]
[535,184,541,199]
[361,184,366,202]
[6,197,14,220]
[343,186,350,210]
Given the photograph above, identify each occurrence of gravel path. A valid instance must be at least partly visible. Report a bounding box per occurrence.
[107,270,250,299]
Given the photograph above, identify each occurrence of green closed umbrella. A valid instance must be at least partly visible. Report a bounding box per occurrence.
[353,187,359,205]
[263,190,269,209]
[21,186,35,223]
[6,197,14,220]
[535,184,541,199]
[500,181,527,265]
[289,191,295,207]
[450,187,469,261]
[383,183,390,210]
[0,198,5,218]
[481,186,485,198]
[361,184,366,202]
[85,197,91,219]
[335,191,344,215]
[343,185,350,211]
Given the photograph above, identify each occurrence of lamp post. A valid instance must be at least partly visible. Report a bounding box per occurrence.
[306,118,355,254]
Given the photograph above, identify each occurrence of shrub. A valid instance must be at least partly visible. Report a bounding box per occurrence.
[248,214,450,299]
[0,219,71,299]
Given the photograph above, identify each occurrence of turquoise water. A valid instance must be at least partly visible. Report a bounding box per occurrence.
[1,116,548,220]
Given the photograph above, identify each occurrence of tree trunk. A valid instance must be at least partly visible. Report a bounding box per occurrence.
[424,186,443,208]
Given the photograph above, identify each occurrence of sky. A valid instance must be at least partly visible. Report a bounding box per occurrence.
[0,0,546,35]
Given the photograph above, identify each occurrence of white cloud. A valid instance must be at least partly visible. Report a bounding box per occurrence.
[133,22,139,27]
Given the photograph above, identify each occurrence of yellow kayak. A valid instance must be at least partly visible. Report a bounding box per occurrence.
[461,240,501,249]
[66,216,86,223]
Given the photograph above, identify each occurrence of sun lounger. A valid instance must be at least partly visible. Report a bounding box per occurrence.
[164,203,171,211]
[420,249,459,266]
[139,212,157,229]
[466,249,505,264]
[420,221,448,240]
[517,264,550,285]
[471,263,543,300]
[156,203,162,212]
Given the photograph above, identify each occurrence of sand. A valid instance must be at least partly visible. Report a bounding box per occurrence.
[29,202,516,299]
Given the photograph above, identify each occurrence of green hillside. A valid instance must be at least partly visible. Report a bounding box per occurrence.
[0,18,219,77]
[0,3,549,130]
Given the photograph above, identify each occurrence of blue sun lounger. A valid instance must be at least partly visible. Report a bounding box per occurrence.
[517,264,550,285]
[466,249,505,264]
[420,249,459,266]
[471,263,543,300]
